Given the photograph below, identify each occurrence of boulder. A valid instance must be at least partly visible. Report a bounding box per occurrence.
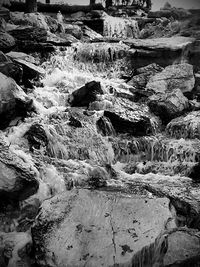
[120,172,200,229]
[128,63,163,90]
[0,231,32,267]
[148,89,189,124]
[13,58,45,81]
[146,63,195,94]
[166,111,200,139]
[6,51,37,64]
[0,72,34,129]
[64,23,83,40]
[0,31,16,53]
[123,228,200,267]
[32,189,171,267]
[0,137,38,201]
[69,81,104,107]
[125,36,195,68]
[9,26,48,42]
[10,12,50,31]
[102,98,160,136]
[0,51,23,84]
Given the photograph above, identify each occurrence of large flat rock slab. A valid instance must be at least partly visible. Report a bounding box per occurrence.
[126,36,195,51]
[33,189,170,267]
[125,36,195,68]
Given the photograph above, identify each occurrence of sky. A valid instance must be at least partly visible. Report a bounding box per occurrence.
[62,0,200,10]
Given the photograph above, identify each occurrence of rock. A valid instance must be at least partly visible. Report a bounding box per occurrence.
[10,12,50,31]
[13,58,45,81]
[25,123,48,152]
[0,17,6,31]
[0,7,10,21]
[9,26,48,43]
[0,51,23,84]
[0,137,38,201]
[97,116,116,136]
[69,81,104,107]
[71,11,85,19]
[148,7,191,20]
[32,189,171,267]
[148,89,189,124]
[125,36,195,68]
[81,24,103,41]
[0,72,34,129]
[122,228,200,267]
[0,31,16,53]
[127,63,163,90]
[166,111,200,139]
[15,40,56,54]
[121,172,200,228]
[64,23,83,40]
[6,51,36,64]
[0,231,32,267]
[102,98,160,136]
[146,63,195,94]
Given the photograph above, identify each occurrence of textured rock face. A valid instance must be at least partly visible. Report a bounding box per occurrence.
[128,63,163,90]
[0,72,33,129]
[0,137,38,201]
[102,98,160,136]
[146,63,195,94]
[0,51,23,83]
[0,31,16,53]
[166,111,200,139]
[9,26,48,43]
[148,89,189,124]
[33,189,171,267]
[69,81,104,107]
[125,37,195,68]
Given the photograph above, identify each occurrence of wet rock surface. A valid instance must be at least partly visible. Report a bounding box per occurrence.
[33,189,171,267]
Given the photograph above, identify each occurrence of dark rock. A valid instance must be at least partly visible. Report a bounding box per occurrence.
[0,137,39,201]
[32,189,170,267]
[148,89,189,124]
[13,58,45,82]
[15,40,56,54]
[101,98,158,136]
[69,81,104,107]
[68,116,83,128]
[104,110,152,136]
[0,31,16,53]
[0,72,34,129]
[25,123,48,152]
[128,63,163,90]
[188,162,200,182]
[9,26,48,42]
[0,51,23,83]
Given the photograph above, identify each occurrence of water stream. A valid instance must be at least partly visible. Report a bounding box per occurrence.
[1,42,200,266]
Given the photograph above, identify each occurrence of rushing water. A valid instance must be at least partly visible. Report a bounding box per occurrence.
[2,42,200,266]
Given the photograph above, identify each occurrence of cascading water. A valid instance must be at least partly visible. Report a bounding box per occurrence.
[2,40,200,266]
[103,14,139,38]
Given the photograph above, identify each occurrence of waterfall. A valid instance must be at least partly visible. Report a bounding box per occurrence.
[103,14,139,38]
